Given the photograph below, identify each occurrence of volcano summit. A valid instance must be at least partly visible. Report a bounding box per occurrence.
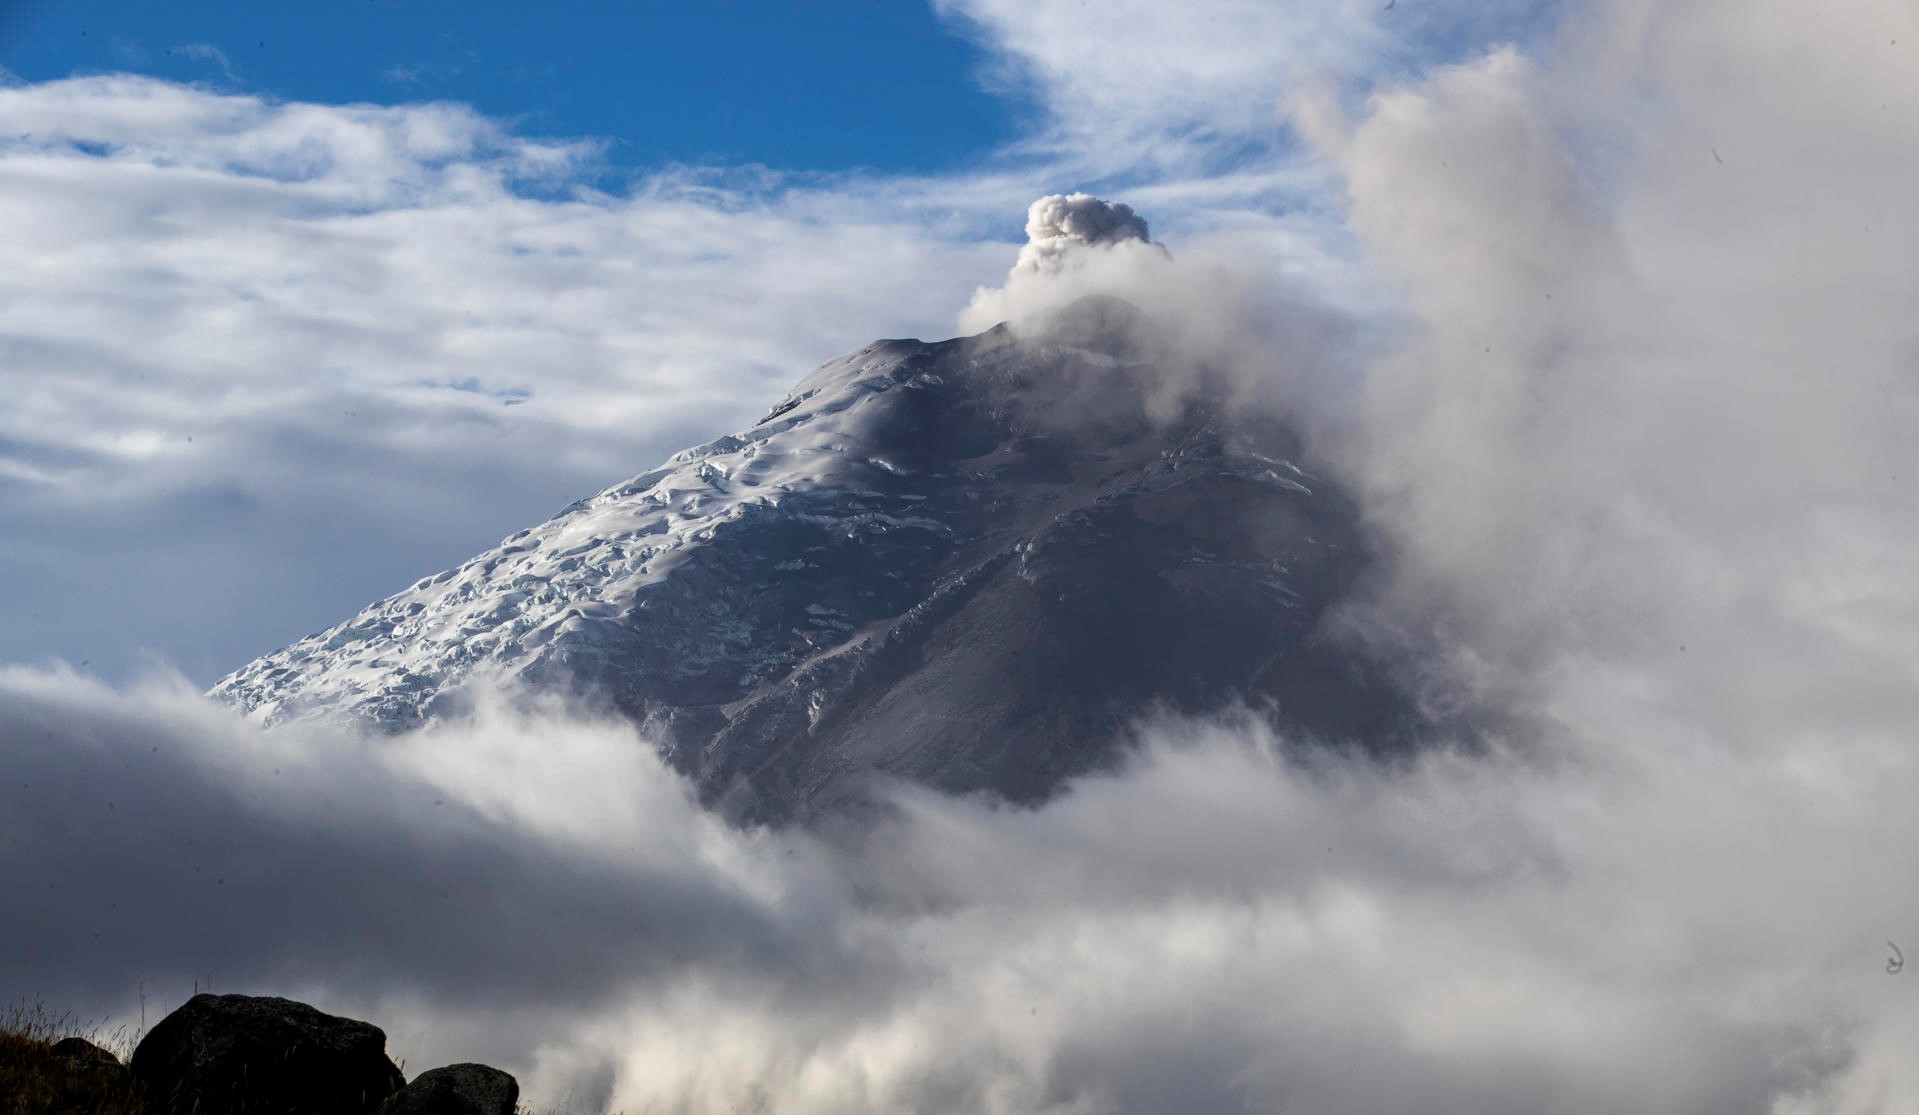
[215,236,1410,822]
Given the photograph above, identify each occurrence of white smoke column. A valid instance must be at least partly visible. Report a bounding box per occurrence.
[1012,192,1155,274]
[959,192,1172,332]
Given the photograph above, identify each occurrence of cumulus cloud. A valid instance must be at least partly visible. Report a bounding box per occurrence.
[0,669,829,1005]
[7,670,1918,1113]
[0,667,872,1105]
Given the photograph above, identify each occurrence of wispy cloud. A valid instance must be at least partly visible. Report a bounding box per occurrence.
[171,41,236,81]
[382,33,480,87]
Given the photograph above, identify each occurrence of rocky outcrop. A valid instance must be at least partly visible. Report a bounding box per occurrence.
[1,1032,137,1114]
[129,993,405,1115]
[49,1036,121,1066]
[92,994,522,1115]
[377,1062,519,1115]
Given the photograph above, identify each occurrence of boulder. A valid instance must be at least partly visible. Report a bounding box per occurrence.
[50,1035,121,1066]
[9,1034,134,1112]
[376,1062,519,1115]
[130,993,404,1115]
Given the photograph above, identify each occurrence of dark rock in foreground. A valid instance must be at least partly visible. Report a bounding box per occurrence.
[2,1032,136,1114]
[377,1063,519,1115]
[130,993,405,1115]
[49,1035,121,1067]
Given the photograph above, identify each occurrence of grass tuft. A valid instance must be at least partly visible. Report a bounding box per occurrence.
[0,997,145,1115]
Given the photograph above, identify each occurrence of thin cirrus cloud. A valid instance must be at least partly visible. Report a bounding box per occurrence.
[935,0,1562,178]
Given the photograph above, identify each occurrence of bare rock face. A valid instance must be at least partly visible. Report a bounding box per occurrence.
[130,993,405,1115]
[376,1063,519,1115]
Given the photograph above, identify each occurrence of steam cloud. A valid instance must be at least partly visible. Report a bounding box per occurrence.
[959,192,1174,333]
[7,0,1919,1111]
[1011,193,1156,275]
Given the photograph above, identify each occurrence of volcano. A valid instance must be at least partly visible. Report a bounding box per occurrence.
[213,298,1411,821]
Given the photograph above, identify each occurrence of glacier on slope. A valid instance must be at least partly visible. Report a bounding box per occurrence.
[213,300,1411,820]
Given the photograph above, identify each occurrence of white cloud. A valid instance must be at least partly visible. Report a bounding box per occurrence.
[0,76,1015,683]
[1011,192,1157,274]
[958,191,1177,334]
[170,43,237,81]
[6,672,1915,1113]
[1291,0,1919,720]
[936,0,1378,168]
[933,0,1563,182]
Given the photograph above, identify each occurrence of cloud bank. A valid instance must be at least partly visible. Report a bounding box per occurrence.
[6,668,1915,1113]
[8,0,1919,1112]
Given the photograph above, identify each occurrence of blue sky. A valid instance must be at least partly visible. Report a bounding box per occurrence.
[1,0,1019,174]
